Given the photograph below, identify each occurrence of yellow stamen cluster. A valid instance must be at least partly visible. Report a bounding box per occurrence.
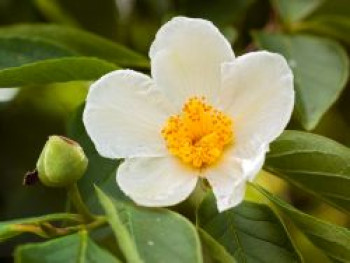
[161,97,233,169]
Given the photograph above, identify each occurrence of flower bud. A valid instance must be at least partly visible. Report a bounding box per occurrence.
[36,136,88,187]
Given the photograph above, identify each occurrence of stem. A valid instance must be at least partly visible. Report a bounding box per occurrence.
[14,225,50,238]
[14,216,107,239]
[44,216,107,237]
[66,183,94,222]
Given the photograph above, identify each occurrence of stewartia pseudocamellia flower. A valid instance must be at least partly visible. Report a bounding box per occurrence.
[83,17,294,211]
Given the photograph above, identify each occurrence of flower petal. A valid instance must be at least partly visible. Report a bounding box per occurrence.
[220,51,294,160]
[117,156,198,207]
[241,144,268,182]
[204,155,246,212]
[83,70,175,159]
[150,17,234,109]
[204,144,266,212]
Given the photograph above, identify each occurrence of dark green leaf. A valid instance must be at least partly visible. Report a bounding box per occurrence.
[0,36,118,87]
[253,32,349,130]
[265,130,350,214]
[96,187,203,263]
[0,37,75,70]
[0,213,81,242]
[198,228,236,263]
[253,184,350,263]
[0,57,117,87]
[0,24,149,68]
[15,230,121,262]
[197,193,302,263]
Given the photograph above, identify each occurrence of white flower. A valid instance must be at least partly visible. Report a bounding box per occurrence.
[83,17,294,212]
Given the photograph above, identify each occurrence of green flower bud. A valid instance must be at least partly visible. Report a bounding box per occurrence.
[37,135,88,187]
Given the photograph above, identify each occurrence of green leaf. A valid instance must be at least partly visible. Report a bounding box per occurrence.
[0,36,116,87]
[0,213,81,242]
[253,32,349,130]
[15,230,121,263]
[0,57,117,87]
[0,37,75,70]
[271,0,324,24]
[265,130,350,214]
[0,36,118,87]
[95,187,143,263]
[197,193,302,263]
[253,184,350,263]
[95,187,203,263]
[0,24,149,68]
[67,104,126,213]
[198,228,236,263]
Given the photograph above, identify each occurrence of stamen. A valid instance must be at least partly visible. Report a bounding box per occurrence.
[161,97,233,169]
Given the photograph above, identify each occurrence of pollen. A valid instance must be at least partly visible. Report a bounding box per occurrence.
[161,97,233,169]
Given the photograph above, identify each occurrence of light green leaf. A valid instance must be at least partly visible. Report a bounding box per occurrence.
[271,0,324,23]
[95,187,143,263]
[0,24,149,68]
[253,32,349,130]
[67,104,126,213]
[197,193,302,263]
[198,228,236,263]
[0,57,117,87]
[15,230,121,263]
[265,130,350,214]
[253,184,350,263]
[0,213,81,242]
[95,187,203,263]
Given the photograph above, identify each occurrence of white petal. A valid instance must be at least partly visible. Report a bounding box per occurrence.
[220,51,294,160]
[117,156,198,207]
[83,70,175,159]
[205,142,267,212]
[204,154,246,212]
[150,17,234,109]
[242,144,268,182]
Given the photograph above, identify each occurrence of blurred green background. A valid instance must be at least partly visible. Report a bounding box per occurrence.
[0,0,349,262]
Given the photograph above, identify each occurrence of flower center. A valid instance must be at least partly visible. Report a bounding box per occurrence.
[161,97,233,169]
